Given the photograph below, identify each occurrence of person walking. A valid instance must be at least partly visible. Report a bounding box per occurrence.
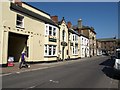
[19,51,28,69]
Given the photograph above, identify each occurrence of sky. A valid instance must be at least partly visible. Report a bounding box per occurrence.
[27,2,118,39]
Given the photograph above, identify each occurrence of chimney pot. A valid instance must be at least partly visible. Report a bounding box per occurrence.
[51,16,58,24]
[67,22,72,28]
[78,18,82,29]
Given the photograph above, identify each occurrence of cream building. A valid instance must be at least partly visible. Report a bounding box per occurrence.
[58,18,69,60]
[0,1,59,65]
[67,22,80,59]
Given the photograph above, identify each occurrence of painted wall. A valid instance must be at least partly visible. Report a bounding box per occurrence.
[80,35,89,58]
[1,1,49,64]
[69,32,80,59]
[44,24,59,61]
[59,21,69,60]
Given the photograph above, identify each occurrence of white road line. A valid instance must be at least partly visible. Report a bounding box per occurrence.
[0,73,12,77]
[29,85,36,88]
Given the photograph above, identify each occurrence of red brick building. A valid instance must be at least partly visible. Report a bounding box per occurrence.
[97,37,117,55]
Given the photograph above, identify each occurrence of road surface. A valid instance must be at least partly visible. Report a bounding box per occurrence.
[2,56,119,89]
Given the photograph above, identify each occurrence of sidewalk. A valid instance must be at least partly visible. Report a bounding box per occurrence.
[1,56,105,76]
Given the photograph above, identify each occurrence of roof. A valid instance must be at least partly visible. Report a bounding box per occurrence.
[72,25,96,34]
[80,33,89,39]
[23,2,50,16]
[10,3,59,27]
[58,17,66,25]
[97,37,116,42]
[68,28,79,36]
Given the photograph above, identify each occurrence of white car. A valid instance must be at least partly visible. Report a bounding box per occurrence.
[114,48,120,70]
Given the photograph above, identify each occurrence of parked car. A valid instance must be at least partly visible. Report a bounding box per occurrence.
[114,48,120,70]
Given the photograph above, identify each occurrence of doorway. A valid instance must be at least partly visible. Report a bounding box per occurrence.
[8,32,28,62]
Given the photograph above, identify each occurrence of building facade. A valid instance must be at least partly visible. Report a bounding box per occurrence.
[0,1,59,65]
[67,22,81,59]
[97,37,117,55]
[1,1,97,66]
[96,40,102,56]
[73,19,96,57]
[80,34,89,58]
[58,18,69,60]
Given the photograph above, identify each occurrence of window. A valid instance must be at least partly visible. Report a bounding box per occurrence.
[53,28,56,36]
[49,45,52,55]
[75,35,78,42]
[44,45,56,56]
[72,45,78,55]
[73,34,75,41]
[82,48,84,55]
[49,26,52,36]
[44,45,48,55]
[82,38,83,45]
[73,47,74,54]
[62,30,66,41]
[75,45,78,54]
[16,14,24,28]
[53,46,56,55]
[45,24,57,36]
[45,25,48,35]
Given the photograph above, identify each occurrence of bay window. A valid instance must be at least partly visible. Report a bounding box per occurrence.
[45,24,57,36]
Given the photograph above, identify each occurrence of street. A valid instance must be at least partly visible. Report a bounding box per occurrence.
[2,56,119,89]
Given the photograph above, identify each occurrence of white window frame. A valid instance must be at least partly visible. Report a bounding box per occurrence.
[44,45,57,56]
[16,14,24,28]
[45,24,57,37]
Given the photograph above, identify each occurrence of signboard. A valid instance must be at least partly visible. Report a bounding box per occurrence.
[49,38,57,42]
[8,57,14,67]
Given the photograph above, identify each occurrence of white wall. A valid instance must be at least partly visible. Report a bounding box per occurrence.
[80,35,89,58]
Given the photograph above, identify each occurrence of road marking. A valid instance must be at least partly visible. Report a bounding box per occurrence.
[0,73,12,77]
[29,85,36,88]
[49,79,59,83]
[16,72,20,74]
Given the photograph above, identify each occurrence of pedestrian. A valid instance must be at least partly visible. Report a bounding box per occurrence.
[19,51,28,69]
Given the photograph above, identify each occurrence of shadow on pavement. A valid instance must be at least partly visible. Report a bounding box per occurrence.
[99,58,115,67]
[102,67,120,80]
[100,58,120,80]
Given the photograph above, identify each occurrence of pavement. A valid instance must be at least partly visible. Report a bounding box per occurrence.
[1,56,105,76]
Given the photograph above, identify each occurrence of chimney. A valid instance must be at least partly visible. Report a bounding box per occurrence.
[78,19,82,29]
[67,21,72,28]
[14,0,22,6]
[51,16,58,24]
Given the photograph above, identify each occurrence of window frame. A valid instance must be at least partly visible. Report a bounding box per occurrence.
[16,14,24,28]
[44,45,57,56]
[45,24,57,37]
